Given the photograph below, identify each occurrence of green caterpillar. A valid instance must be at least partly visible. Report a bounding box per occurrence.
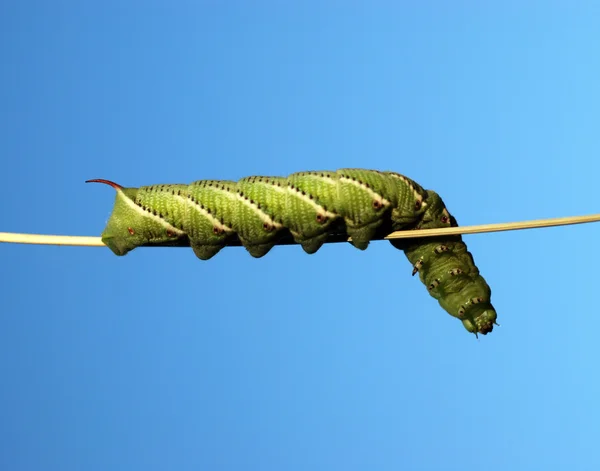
[88,168,497,336]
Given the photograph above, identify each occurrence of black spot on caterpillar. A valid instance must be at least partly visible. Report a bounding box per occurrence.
[87,168,497,336]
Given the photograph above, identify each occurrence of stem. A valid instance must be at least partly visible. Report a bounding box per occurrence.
[1,213,599,248]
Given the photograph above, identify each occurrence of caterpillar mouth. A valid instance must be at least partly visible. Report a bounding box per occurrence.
[477,315,495,335]
[461,307,497,336]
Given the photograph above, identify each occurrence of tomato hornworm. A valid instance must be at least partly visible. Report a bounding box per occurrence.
[88,168,497,336]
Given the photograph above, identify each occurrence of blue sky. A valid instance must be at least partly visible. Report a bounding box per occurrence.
[2,2,600,470]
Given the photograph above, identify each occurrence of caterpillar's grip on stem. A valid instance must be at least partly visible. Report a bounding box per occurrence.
[88,169,497,336]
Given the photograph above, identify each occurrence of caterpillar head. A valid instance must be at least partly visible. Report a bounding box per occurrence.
[87,179,182,256]
[419,190,456,229]
[460,305,498,336]
[459,285,497,336]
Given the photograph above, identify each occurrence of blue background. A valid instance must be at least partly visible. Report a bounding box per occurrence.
[2,2,600,470]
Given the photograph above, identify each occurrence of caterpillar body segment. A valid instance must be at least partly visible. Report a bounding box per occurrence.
[90,183,188,257]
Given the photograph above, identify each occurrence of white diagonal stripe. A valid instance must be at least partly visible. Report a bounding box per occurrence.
[175,194,233,233]
[339,176,391,208]
[118,190,185,235]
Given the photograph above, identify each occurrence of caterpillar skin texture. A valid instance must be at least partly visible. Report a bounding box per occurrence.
[89,169,497,336]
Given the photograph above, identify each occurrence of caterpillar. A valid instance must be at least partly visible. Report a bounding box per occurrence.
[88,168,497,336]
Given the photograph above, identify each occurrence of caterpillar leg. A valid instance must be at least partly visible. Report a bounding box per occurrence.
[297,233,330,254]
[412,258,423,276]
[191,243,224,260]
[242,241,276,258]
[346,223,379,250]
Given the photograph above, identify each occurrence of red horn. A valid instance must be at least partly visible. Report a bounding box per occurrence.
[85,179,123,190]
